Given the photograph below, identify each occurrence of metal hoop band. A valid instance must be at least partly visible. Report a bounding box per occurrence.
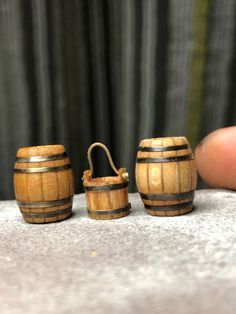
[21,206,72,218]
[14,163,71,173]
[88,203,131,216]
[138,144,189,152]
[17,196,73,208]
[15,152,68,163]
[84,181,128,192]
[141,191,194,201]
[136,154,193,163]
[145,201,193,211]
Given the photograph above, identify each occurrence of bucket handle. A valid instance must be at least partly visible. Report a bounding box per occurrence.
[87,142,128,180]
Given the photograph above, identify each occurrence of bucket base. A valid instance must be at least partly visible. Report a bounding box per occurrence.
[88,212,130,220]
[87,203,131,220]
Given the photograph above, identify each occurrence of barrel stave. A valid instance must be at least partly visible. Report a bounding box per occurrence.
[14,172,28,201]
[162,161,179,193]
[88,188,128,211]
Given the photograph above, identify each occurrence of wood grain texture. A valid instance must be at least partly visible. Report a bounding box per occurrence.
[83,168,130,220]
[14,145,74,223]
[135,137,197,216]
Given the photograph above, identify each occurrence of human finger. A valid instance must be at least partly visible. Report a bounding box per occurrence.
[195,126,236,189]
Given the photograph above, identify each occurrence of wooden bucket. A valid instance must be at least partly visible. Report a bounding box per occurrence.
[14,145,74,223]
[135,137,197,216]
[83,143,130,220]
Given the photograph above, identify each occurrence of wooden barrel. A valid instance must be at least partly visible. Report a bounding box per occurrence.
[14,145,74,223]
[83,143,130,220]
[135,137,197,216]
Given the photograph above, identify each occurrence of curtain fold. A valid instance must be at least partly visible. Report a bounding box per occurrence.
[165,0,194,136]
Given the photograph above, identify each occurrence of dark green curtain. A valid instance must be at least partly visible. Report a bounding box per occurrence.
[0,0,236,199]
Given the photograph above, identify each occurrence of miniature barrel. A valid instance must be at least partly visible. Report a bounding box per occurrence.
[135,137,197,216]
[14,145,74,223]
[83,143,130,220]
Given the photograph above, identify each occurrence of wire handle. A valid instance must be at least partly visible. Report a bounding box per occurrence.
[87,142,122,177]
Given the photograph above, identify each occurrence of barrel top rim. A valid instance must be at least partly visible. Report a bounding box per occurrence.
[140,136,187,142]
[140,136,188,146]
[16,144,65,157]
[18,144,64,150]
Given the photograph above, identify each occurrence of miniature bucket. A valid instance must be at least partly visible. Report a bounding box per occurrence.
[83,143,130,220]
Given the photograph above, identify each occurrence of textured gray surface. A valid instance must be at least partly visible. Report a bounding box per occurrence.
[0,190,236,314]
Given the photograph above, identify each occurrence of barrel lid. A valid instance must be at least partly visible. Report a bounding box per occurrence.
[16,145,65,157]
[140,136,189,147]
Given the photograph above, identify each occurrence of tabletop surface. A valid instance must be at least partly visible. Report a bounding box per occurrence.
[0,190,236,314]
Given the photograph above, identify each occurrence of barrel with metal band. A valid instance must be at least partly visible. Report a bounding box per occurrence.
[83,142,130,220]
[135,137,197,216]
[14,145,74,223]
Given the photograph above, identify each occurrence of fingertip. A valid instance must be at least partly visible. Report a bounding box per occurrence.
[195,126,236,190]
